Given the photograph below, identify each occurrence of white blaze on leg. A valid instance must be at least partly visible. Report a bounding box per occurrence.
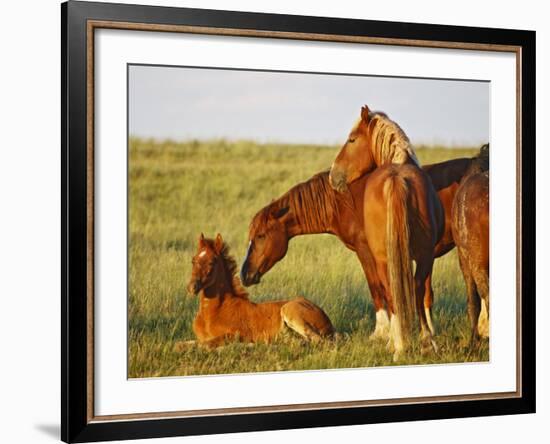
[478,298,489,338]
[425,306,435,335]
[370,309,391,340]
[390,314,404,362]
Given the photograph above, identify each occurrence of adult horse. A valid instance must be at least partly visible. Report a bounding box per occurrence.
[451,145,490,345]
[241,154,486,358]
[327,105,444,360]
[422,145,489,325]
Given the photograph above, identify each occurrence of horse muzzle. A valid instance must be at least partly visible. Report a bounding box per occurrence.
[240,267,261,287]
[187,280,202,295]
[329,168,348,193]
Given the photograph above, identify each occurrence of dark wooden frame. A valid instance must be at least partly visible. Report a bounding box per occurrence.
[62,1,536,442]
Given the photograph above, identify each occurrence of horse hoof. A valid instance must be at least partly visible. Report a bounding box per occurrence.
[478,322,490,338]
[392,351,402,362]
[173,340,196,352]
[333,332,345,342]
[369,332,387,342]
[468,337,480,352]
[421,338,438,356]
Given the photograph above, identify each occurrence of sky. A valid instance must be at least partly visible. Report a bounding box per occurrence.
[129,65,489,147]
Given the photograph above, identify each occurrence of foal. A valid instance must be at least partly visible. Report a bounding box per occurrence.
[186,233,334,348]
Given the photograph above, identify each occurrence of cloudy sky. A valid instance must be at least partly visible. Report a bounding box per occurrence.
[129,64,489,147]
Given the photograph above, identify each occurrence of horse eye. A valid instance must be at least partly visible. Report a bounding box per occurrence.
[348,137,356,143]
[257,234,265,240]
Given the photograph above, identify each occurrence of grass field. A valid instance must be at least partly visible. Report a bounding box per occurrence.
[128,138,488,378]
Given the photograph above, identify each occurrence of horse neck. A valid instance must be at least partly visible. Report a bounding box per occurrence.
[281,175,338,237]
[424,158,472,190]
[285,210,331,237]
[199,262,239,309]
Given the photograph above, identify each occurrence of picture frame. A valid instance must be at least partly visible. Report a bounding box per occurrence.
[61,1,536,442]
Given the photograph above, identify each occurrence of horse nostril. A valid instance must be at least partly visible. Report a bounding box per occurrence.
[187,281,201,294]
[249,271,261,285]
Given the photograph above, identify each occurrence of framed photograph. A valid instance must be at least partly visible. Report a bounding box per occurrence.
[62,1,535,442]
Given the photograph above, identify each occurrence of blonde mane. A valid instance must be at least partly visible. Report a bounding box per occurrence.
[366,111,419,167]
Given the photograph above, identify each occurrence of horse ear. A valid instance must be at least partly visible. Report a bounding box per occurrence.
[198,232,205,248]
[361,105,371,122]
[271,206,290,220]
[214,233,224,253]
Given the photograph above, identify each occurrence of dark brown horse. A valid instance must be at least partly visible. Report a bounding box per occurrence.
[241,148,486,357]
[328,106,444,359]
[186,233,334,348]
[451,145,490,344]
[421,150,489,326]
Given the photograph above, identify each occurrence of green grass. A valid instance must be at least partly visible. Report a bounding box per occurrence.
[128,138,488,378]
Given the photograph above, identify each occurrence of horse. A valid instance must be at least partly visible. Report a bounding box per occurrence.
[422,146,490,326]
[327,105,444,360]
[241,149,487,355]
[451,145,490,345]
[186,233,334,348]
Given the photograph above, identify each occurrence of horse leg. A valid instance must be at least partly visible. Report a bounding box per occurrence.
[478,298,489,338]
[370,306,391,341]
[423,272,436,335]
[173,340,197,352]
[474,269,489,338]
[459,253,481,347]
[280,300,331,343]
[368,281,390,342]
[415,259,438,355]
[374,261,404,361]
[201,335,232,349]
[356,252,391,341]
[466,277,481,347]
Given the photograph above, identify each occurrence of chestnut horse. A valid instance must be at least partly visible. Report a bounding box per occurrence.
[186,233,334,348]
[452,145,490,344]
[328,105,444,359]
[241,148,487,353]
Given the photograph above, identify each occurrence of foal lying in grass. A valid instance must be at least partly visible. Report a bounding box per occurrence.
[185,233,334,348]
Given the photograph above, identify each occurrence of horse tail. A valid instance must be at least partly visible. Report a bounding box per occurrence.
[384,172,415,341]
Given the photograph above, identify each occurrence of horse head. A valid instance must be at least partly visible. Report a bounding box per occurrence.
[329,105,376,192]
[187,233,225,296]
[329,105,417,192]
[240,203,291,286]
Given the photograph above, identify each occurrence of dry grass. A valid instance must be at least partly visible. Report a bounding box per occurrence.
[128,138,488,378]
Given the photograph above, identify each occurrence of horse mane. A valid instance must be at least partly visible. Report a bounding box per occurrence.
[464,143,490,180]
[366,111,420,167]
[473,143,489,170]
[252,171,339,234]
[203,238,249,299]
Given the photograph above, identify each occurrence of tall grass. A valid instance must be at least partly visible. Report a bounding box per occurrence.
[128,138,488,378]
